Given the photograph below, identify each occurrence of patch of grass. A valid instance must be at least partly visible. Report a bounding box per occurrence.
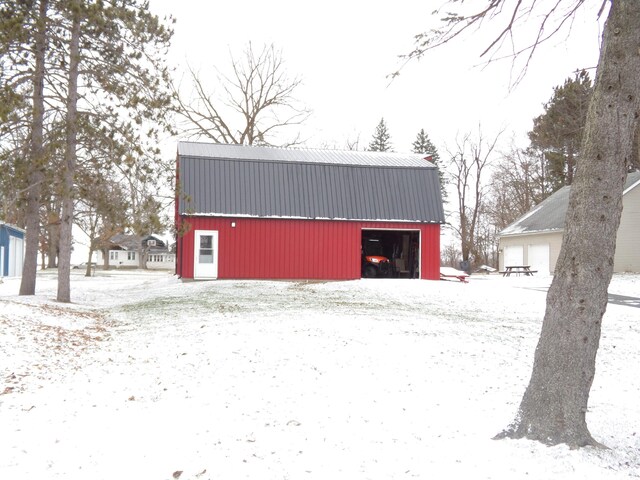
[119,296,186,314]
[118,292,243,317]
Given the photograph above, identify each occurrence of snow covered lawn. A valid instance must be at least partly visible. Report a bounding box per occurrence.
[1,270,639,479]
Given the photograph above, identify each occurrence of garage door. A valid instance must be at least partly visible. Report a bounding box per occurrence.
[9,236,23,277]
[528,243,549,275]
[504,245,524,268]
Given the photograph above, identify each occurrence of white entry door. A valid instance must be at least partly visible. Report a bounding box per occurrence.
[194,230,218,279]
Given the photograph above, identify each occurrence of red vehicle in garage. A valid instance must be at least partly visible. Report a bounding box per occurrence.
[361,237,394,278]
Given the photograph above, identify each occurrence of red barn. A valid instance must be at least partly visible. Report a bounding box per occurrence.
[175,142,445,280]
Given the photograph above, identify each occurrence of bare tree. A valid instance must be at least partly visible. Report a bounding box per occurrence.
[408,0,640,448]
[440,241,461,268]
[447,127,503,271]
[345,134,361,151]
[173,43,310,147]
[74,177,128,277]
[486,144,549,232]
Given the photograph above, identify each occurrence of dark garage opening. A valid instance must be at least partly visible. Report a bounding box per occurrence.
[361,230,420,279]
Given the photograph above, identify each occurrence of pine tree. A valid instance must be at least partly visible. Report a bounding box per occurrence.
[368,118,392,152]
[0,0,174,301]
[55,0,174,302]
[412,129,446,202]
[528,70,593,192]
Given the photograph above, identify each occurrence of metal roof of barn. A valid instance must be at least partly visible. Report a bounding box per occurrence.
[178,141,439,169]
[500,169,640,236]
[177,142,445,223]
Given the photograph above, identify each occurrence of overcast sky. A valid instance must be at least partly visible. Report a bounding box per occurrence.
[149,0,604,156]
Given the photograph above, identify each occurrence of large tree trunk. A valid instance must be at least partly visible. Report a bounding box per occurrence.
[498,0,640,447]
[57,5,80,303]
[102,247,111,270]
[19,0,48,296]
[46,221,59,268]
[84,248,95,277]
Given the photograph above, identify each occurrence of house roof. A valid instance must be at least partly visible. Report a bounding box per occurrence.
[109,234,167,251]
[0,221,26,234]
[500,170,640,236]
[177,142,445,223]
[109,233,141,250]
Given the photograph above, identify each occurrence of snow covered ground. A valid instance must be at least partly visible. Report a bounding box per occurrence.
[1,269,639,480]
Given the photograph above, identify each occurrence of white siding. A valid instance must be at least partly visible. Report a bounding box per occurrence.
[98,250,138,267]
[615,184,640,272]
[500,232,563,273]
[147,253,176,270]
[97,250,175,270]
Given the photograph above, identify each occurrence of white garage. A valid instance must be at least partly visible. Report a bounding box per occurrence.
[499,170,640,274]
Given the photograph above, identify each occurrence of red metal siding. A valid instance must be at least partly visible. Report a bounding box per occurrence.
[177,216,441,280]
[420,223,441,280]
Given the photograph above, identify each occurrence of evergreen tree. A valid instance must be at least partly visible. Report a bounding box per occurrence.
[368,118,392,152]
[412,129,446,202]
[54,0,174,302]
[0,0,174,301]
[528,70,593,192]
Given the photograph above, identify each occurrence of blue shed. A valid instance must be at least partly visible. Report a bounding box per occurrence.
[0,222,25,277]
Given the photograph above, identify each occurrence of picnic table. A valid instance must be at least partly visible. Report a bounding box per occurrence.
[500,265,537,277]
[440,266,469,283]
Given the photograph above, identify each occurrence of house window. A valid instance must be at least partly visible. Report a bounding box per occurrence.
[128,252,136,261]
[149,254,164,263]
[110,251,118,261]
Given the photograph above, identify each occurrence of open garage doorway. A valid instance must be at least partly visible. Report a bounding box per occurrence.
[361,229,420,279]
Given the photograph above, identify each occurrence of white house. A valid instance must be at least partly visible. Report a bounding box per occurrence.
[498,170,640,274]
[97,234,175,270]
